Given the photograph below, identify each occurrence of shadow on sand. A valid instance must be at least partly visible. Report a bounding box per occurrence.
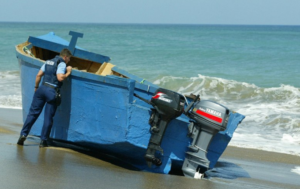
[48,138,249,180]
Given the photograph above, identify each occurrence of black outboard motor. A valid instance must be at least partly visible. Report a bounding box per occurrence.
[134,88,185,168]
[182,95,230,178]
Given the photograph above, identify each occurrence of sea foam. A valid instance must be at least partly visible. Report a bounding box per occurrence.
[0,71,22,109]
[291,167,300,176]
[154,74,300,156]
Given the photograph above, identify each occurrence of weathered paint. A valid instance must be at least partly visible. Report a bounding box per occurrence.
[16,31,245,174]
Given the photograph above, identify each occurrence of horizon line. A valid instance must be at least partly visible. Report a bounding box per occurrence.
[0,21,300,27]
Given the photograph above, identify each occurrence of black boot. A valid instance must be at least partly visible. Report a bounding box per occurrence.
[17,135,26,145]
[39,140,48,148]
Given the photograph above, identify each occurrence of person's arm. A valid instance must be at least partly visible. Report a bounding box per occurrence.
[35,70,44,92]
[57,66,72,82]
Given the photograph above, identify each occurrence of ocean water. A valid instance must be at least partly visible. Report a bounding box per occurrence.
[1,22,299,157]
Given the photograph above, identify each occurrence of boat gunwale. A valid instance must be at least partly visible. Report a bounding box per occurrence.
[16,42,158,94]
[28,35,111,64]
[16,43,191,125]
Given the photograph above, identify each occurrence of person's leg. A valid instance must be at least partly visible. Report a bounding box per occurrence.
[40,102,57,141]
[40,87,57,147]
[18,88,46,145]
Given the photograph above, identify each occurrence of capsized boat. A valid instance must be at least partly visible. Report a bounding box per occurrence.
[16,31,245,178]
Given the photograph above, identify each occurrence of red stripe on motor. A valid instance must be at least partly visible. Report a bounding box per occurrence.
[196,110,223,123]
[152,92,163,99]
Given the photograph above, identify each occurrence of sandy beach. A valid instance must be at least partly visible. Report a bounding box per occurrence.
[0,108,299,189]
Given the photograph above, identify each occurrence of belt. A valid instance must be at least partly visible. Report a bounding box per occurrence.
[43,83,57,89]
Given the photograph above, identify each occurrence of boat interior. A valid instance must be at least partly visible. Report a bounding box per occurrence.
[17,41,197,101]
[17,41,127,78]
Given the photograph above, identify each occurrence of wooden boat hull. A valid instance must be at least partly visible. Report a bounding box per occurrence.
[16,31,245,175]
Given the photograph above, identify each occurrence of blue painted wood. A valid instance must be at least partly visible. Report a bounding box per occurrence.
[28,32,110,63]
[112,67,157,88]
[68,31,84,54]
[16,31,245,174]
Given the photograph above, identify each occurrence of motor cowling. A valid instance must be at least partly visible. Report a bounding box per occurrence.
[150,88,185,119]
[190,100,229,131]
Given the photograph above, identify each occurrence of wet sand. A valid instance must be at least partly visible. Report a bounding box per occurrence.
[1,108,300,189]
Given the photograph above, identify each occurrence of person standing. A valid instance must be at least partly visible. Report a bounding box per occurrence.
[17,48,72,147]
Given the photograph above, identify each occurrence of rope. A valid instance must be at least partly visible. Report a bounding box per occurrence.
[23,46,35,58]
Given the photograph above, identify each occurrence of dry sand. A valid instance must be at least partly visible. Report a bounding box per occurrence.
[0,108,299,189]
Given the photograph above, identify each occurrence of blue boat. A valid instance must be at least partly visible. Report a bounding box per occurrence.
[16,31,245,178]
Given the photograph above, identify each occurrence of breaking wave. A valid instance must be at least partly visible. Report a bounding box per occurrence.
[154,74,300,156]
[0,71,22,109]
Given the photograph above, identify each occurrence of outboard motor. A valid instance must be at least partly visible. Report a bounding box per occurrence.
[134,88,185,168]
[182,95,230,178]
